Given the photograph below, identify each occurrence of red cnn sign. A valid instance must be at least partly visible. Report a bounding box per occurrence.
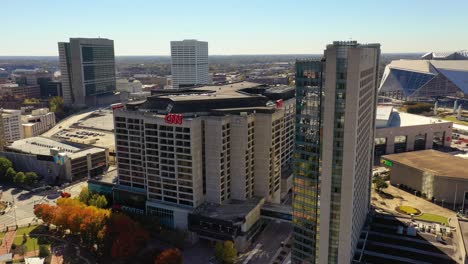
[276,99,283,108]
[165,114,183,125]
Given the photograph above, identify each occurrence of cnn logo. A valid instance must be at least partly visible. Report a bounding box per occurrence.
[165,114,183,124]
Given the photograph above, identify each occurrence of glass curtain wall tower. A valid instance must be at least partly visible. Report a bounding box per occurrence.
[292,41,381,264]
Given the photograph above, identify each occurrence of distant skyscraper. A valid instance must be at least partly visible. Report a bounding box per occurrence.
[170,39,209,88]
[58,38,116,106]
[292,41,381,264]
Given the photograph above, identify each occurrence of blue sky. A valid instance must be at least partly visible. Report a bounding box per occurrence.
[2,0,467,55]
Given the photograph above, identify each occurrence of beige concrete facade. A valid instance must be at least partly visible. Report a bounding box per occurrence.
[22,108,56,138]
[376,121,452,154]
[316,42,380,264]
[383,150,468,208]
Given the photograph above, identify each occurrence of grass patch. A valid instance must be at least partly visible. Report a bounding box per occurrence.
[0,232,5,240]
[397,206,420,215]
[415,213,449,225]
[11,225,50,253]
[13,235,40,252]
[439,115,468,126]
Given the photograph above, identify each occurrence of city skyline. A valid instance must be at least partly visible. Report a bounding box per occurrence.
[1,0,467,56]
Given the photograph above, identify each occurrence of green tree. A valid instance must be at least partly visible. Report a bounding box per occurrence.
[0,157,13,179]
[23,98,40,105]
[89,194,108,208]
[215,242,224,262]
[14,172,26,184]
[373,177,388,193]
[221,241,237,264]
[39,245,51,258]
[78,187,91,204]
[49,96,64,113]
[215,241,237,264]
[24,172,39,185]
[5,167,16,182]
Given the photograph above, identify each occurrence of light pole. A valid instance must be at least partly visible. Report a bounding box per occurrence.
[442,199,445,208]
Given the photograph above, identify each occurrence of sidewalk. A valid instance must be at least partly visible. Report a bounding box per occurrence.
[0,230,16,255]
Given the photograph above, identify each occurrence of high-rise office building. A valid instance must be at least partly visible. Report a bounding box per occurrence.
[58,38,116,106]
[113,83,294,236]
[292,41,380,264]
[170,39,209,88]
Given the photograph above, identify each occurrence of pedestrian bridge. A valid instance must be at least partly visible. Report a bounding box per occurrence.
[260,203,292,223]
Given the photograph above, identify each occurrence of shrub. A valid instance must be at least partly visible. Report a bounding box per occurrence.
[406,103,432,114]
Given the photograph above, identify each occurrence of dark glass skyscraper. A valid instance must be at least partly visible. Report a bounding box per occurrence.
[58,38,116,106]
[292,41,381,264]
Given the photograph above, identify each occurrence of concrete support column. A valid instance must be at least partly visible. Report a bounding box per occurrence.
[426,132,434,149]
[406,135,415,152]
[386,136,395,154]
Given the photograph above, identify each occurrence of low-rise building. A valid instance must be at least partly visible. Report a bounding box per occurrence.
[116,78,142,93]
[2,136,108,182]
[382,150,468,212]
[375,105,453,157]
[0,83,41,99]
[22,108,56,138]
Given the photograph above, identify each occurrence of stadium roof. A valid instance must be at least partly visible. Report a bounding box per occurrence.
[421,50,468,60]
[379,60,468,98]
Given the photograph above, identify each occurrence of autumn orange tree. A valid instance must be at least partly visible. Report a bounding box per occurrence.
[155,248,183,264]
[34,198,110,246]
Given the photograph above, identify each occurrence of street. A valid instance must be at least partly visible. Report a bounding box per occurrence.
[238,221,292,264]
[0,181,87,228]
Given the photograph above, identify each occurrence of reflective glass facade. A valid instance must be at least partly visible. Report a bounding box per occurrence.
[81,45,116,96]
[292,60,323,263]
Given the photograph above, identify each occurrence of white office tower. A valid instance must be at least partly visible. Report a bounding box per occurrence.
[170,40,209,88]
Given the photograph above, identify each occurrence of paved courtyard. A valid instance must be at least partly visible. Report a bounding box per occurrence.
[372,183,457,225]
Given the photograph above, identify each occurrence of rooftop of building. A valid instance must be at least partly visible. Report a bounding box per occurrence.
[376,105,394,121]
[74,109,114,132]
[128,81,293,114]
[382,150,468,179]
[6,136,105,158]
[354,212,457,263]
[191,197,264,222]
[42,109,115,152]
[376,106,451,128]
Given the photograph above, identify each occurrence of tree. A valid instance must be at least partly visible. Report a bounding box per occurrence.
[221,241,237,264]
[78,187,91,204]
[89,194,108,208]
[24,172,39,185]
[155,248,183,264]
[0,157,13,179]
[373,177,388,193]
[13,172,26,184]
[215,241,237,264]
[215,242,224,261]
[22,233,27,244]
[49,96,64,113]
[5,167,16,182]
[39,245,51,258]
